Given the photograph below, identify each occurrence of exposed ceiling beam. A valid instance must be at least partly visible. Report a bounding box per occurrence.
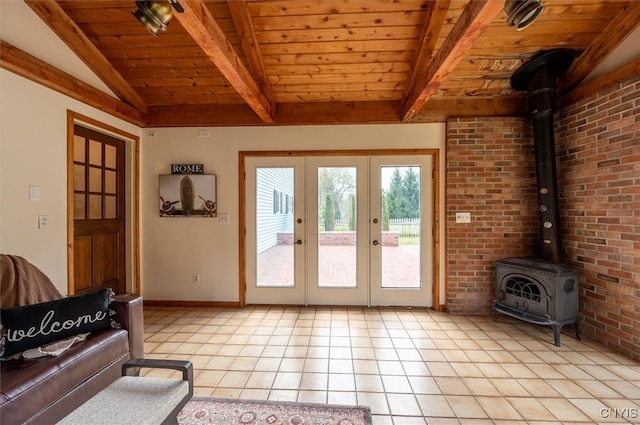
[404,0,451,104]
[227,0,273,101]
[145,96,525,127]
[401,0,504,122]
[559,2,640,94]
[413,97,527,122]
[0,40,144,126]
[24,0,147,114]
[172,0,275,124]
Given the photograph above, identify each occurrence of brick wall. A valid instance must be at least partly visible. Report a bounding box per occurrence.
[446,117,539,314]
[445,76,639,360]
[557,75,640,360]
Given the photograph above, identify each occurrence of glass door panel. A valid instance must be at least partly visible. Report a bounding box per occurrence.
[370,156,433,307]
[245,157,305,304]
[307,157,368,305]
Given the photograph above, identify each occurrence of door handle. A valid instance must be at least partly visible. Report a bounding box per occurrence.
[372,240,380,246]
[295,239,303,245]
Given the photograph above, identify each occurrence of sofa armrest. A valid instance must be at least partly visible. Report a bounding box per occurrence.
[111,294,144,360]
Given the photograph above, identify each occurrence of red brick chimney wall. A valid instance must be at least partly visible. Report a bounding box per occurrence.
[556,75,640,361]
[445,75,639,360]
[446,117,538,314]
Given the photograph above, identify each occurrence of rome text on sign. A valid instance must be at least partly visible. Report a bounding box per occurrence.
[171,164,204,174]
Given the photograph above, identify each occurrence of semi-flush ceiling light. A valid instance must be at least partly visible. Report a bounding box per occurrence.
[132,0,172,36]
[504,0,545,31]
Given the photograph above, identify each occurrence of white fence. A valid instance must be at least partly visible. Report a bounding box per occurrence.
[325,218,420,237]
[389,218,421,237]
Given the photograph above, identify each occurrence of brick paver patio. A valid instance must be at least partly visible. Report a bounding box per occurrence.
[257,244,421,288]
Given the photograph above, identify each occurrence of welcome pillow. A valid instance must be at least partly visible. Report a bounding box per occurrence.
[0,288,115,358]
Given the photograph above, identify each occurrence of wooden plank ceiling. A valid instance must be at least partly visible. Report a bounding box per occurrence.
[12,0,640,126]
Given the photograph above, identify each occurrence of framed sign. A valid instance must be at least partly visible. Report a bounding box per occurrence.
[159,174,217,217]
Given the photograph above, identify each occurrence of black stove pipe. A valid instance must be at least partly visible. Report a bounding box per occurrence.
[511,49,577,264]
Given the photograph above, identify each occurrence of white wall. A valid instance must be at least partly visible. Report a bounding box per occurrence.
[0,70,140,294]
[141,124,446,302]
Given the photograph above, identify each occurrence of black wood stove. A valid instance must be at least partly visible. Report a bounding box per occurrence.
[494,49,581,346]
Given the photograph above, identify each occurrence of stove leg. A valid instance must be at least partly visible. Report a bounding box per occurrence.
[574,321,581,341]
[552,324,561,347]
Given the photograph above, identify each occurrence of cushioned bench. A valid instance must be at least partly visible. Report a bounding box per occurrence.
[57,359,193,425]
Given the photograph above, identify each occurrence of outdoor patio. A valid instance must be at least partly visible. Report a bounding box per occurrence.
[257,244,421,289]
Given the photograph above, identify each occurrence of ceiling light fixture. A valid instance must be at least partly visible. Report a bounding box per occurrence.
[504,0,545,31]
[132,1,173,36]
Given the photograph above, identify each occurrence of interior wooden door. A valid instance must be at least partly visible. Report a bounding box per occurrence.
[72,125,126,295]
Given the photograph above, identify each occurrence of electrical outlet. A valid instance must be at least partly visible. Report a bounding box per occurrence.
[192,273,200,284]
[455,212,471,223]
[38,215,49,229]
[219,213,229,223]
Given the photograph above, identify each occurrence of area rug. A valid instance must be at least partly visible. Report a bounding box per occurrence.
[178,397,372,425]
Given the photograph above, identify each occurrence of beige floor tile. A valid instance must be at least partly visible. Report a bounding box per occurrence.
[450,362,485,378]
[143,306,639,425]
[272,372,302,390]
[387,393,423,416]
[537,398,591,422]
[328,373,356,392]
[329,359,353,374]
[300,373,328,391]
[574,379,623,399]
[475,396,522,420]
[218,371,250,388]
[462,377,500,396]
[447,395,489,418]
[353,359,379,374]
[279,357,305,372]
[506,397,555,421]
[297,390,327,404]
[435,377,471,395]
[328,391,357,405]
[416,394,455,417]
[355,374,384,392]
[268,389,298,401]
[245,371,276,389]
[357,392,390,415]
[382,375,413,393]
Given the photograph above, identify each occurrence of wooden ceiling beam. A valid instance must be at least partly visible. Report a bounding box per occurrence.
[173,0,275,124]
[559,2,640,94]
[0,40,144,126]
[24,0,147,113]
[145,97,524,127]
[227,0,273,101]
[412,97,527,122]
[404,0,451,103]
[401,0,504,122]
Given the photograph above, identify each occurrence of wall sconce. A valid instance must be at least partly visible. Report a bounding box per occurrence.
[504,0,545,31]
[132,1,172,36]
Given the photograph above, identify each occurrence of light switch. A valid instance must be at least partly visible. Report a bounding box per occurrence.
[455,212,471,223]
[38,215,49,229]
[29,185,41,200]
[219,213,229,223]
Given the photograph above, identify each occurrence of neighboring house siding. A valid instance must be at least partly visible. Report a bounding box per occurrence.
[256,168,294,253]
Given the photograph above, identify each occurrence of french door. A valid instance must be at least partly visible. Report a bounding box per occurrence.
[244,153,434,307]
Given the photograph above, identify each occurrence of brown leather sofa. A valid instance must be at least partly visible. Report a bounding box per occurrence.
[0,294,144,425]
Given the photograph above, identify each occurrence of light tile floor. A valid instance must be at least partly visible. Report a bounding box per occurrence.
[142,306,640,424]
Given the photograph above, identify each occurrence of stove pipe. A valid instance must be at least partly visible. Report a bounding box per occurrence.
[511,49,576,264]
